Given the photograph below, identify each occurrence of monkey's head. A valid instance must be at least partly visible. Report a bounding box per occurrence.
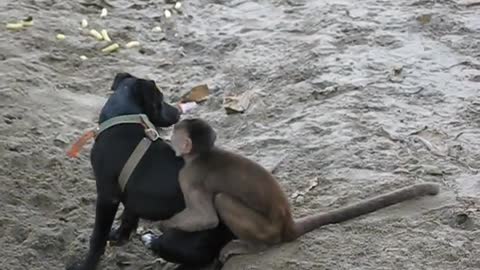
[170,118,217,157]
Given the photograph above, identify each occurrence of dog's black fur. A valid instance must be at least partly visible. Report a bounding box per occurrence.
[67,73,235,270]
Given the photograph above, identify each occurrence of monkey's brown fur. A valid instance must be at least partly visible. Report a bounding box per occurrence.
[161,118,440,260]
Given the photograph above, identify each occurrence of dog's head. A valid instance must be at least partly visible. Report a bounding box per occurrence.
[100,73,180,127]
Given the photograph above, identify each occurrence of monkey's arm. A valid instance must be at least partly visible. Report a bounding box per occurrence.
[160,187,219,232]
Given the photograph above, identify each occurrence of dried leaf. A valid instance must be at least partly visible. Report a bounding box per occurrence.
[180,84,209,102]
[388,65,404,83]
[416,14,432,25]
[223,90,256,114]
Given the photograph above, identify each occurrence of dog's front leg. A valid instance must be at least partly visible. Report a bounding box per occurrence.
[109,208,139,246]
[67,198,119,270]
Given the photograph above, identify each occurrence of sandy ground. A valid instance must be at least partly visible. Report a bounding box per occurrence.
[1,0,480,269]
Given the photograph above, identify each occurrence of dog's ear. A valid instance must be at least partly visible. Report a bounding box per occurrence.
[111,72,133,91]
[134,79,180,127]
[134,79,163,115]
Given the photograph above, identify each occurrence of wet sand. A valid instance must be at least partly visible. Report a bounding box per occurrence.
[1,0,479,269]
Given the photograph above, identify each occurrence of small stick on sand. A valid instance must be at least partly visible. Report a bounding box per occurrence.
[413,136,447,157]
[466,1,480,7]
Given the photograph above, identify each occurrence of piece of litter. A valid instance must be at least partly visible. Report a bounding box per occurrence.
[393,64,403,75]
[306,178,318,191]
[100,8,108,18]
[152,26,162,32]
[6,16,33,30]
[174,2,182,10]
[416,14,432,25]
[56,34,66,40]
[100,29,111,42]
[291,191,301,199]
[89,29,103,40]
[22,16,33,26]
[388,65,404,83]
[81,19,88,28]
[223,90,257,114]
[180,84,210,103]
[295,195,305,204]
[102,43,120,53]
[125,41,140,48]
[80,55,88,60]
[291,178,318,201]
[6,22,24,30]
[164,9,172,18]
[178,102,198,113]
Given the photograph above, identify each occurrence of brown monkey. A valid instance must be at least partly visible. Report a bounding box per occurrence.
[159,118,440,262]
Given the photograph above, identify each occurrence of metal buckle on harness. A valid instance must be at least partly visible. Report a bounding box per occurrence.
[145,128,160,141]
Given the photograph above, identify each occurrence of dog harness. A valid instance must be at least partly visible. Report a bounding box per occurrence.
[67,114,160,192]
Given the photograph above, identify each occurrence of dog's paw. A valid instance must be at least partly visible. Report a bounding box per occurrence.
[108,226,129,246]
[141,232,157,249]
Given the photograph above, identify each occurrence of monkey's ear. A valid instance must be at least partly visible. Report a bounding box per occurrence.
[184,137,193,154]
[111,72,133,91]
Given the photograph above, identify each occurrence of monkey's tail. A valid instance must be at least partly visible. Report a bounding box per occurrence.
[292,182,440,238]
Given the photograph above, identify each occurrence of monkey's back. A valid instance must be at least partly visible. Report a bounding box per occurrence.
[199,147,292,221]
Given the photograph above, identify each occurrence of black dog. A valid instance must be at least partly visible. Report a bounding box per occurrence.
[67,73,234,270]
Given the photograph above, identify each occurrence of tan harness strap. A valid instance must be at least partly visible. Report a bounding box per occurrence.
[118,137,152,192]
[74,114,161,192]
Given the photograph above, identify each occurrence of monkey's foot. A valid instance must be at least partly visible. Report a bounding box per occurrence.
[219,240,267,263]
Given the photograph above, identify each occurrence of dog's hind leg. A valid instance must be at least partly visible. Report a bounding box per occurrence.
[67,197,119,270]
[109,207,139,246]
[143,224,235,267]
